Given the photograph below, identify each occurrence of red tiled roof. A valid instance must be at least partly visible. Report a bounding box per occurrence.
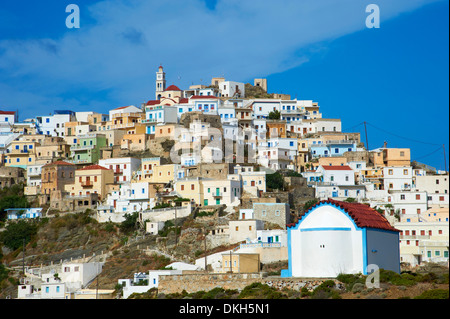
[0,111,16,115]
[321,165,353,171]
[288,199,399,232]
[189,95,219,99]
[179,98,189,104]
[78,164,111,171]
[146,100,160,106]
[165,85,181,91]
[113,106,131,110]
[43,161,74,167]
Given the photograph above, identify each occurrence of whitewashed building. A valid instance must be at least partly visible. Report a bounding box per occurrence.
[383,166,414,191]
[282,199,400,278]
[316,165,355,186]
[219,81,245,98]
[37,110,76,137]
[99,157,141,184]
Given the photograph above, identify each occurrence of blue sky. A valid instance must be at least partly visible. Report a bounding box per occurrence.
[0,0,448,170]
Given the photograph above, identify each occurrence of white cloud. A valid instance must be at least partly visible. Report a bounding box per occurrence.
[0,0,442,118]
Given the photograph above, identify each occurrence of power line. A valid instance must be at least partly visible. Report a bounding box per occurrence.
[344,121,365,132]
[365,122,441,146]
[413,146,443,161]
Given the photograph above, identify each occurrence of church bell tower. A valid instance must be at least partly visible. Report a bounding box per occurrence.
[156,65,166,100]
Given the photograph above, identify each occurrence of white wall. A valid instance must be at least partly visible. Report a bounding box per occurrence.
[99,157,141,183]
[318,166,355,186]
[252,100,280,118]
[383,166,413,191]
[388,191,428,217]
[228,220,264,244]
[219,81,245,98]
[414,175,449,194]
[289,205,364,278]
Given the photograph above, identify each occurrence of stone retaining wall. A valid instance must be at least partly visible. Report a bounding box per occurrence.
[157,273,341,294]
[158,273,265,294]
[264,277,342,292]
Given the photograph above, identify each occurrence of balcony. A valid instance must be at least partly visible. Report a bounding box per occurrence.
[112,112,143,118]
[141,118,158,124]
[10,149,31,155]
[145,105,163,111]
[114,168,123,174]
[325,140,358,145]
[280,109,303,114]
[72,159,91,164]
[400,235,431,240]
[212,192,222,198]
[71,144,95,151]
[81,181,93,188]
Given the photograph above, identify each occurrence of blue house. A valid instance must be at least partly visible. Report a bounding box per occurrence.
[6,208,43,220]
[310,141,357,158]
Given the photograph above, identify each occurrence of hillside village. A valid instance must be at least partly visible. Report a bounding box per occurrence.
[0,65,448,299]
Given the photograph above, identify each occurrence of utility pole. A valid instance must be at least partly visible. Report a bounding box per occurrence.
[364,121,369,150]
[174,203,178,246]
[229,251,232,273]
[22,238,25,282]
[204,230,207,273]
[444,144,447,174]
[96,261,100,299]
[96,271,99,300]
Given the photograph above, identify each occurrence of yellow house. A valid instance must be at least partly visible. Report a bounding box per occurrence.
[65,164,114,200]
[35,136,71,165]
[266,120,287,138]
[423,207,449,222]
[221,253,260,273]
[360,168,384,189]
[87,113,108,128]
[121,123,148,151]
[150,164,179,184]
[4,140,39,168]
[138,157,161,181]
[154,123,180,139]
[318,156,348,167]
[372,148,411,167]
[174,177,204,206]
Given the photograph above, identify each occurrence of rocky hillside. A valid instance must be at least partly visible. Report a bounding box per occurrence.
[0,210,448,299]
[0,209,239,298]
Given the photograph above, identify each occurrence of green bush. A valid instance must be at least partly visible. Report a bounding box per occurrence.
[0,264,10,282]
[238,282,285,299]
[300,287,311,297]
[104,222,116,233]
[311,280,341,299]
[336,273,366,292]
[268,110,281,120]
[379,269,417,287]
[266,172,284,190]
[196,210,215,217]
[119,212,139,234]
[0,220,38,250]
[0,184,30,222]
[303,199,319,212]
[414,289,449,299]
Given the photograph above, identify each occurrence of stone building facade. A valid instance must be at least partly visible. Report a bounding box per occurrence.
[253,202,290,229]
